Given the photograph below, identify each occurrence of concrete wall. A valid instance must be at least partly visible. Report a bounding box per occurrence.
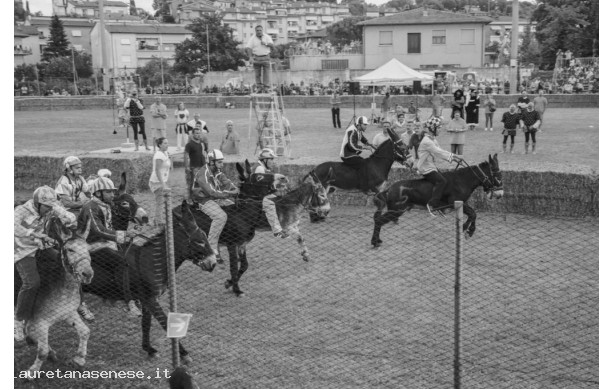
[290,54,365,71]
[14,93,599,111]
[15,154,598,218]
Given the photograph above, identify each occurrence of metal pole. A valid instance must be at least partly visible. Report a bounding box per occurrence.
[164,192,180,368]
[71,47,79,95]
[206,24,211,72]
[453,200,464,389]
[159,29,165,92]
[509,0,519,94]
[99,0,109,91]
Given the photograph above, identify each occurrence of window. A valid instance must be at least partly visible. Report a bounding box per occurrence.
[137,38,159,51]
[407,33,421,53]
[71,30,82,37]
[322,59,349,70]
[460,29,475,44]
[379,31,392,46]
[432,30,446,45]
[120,38,130,45]
[73,44,83,51]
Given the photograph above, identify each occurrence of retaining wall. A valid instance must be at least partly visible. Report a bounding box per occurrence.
[14,154,598,218]
[14,93,599,111]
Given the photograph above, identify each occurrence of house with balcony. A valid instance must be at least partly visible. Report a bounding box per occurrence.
[14,25,40,66]
[52,0,130,17]
[358,7,491,70]
[177,1,217,23]
[90,22,192,75]
[29,17,98,56]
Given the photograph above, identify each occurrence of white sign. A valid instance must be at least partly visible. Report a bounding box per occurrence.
[167,312,193,338]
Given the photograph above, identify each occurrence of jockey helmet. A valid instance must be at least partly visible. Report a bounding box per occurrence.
[90,177,116,194]
[258,148,276,160]
[357,116,369,126]
[425,116,441,130]
[97,168,112,178]
[208,149,224,162]
[63,156,82,171]
[33,186,59,208]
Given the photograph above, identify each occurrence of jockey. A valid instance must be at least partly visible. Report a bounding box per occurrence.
[417,117,463,216]
[340,115,373,171]
[254,148,289,238]
[55,156,91,215]
[193,149,239,263]
[14,186,77,341]
[77,177,141,318]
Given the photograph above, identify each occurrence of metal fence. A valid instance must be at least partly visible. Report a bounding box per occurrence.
[14,186,598,388]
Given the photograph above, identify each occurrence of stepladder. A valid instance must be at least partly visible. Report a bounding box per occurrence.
[251,92,291,157]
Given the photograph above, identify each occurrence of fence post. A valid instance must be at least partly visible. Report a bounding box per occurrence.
[164,191,180,368]
[453,200,464,389]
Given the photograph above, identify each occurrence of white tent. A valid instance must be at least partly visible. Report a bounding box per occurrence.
[355,58,433,85]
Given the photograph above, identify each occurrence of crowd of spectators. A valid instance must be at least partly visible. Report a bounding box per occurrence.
[288,40,363,56]
[553,61,598,94]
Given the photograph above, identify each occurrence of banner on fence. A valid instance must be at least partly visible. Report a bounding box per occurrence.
[167,312,193,338]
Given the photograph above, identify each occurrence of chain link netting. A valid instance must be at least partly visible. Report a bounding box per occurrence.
[14,186,597,388]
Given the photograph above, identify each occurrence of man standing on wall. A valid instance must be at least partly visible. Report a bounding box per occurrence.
[245,25,274,94]
[330,91,341,129]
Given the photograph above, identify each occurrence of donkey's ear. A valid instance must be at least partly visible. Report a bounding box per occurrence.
[245,160,252,175]
[236,163,246,181]
[118,172,127,194]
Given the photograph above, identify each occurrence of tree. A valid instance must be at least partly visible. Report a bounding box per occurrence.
[14,0,26,22]
[42,15,71,61]
[152,0,174,22]
[518,24,541,66]
[129,0,137,16]
[326,16,367,47]
[72,50,94,78]
[14,64,37,82]
[173,14,248,74]
[385,0,413,11]
[348,1,366,16]
[531,0,598,68]
[44,57,74,79]
[136,58,174,86]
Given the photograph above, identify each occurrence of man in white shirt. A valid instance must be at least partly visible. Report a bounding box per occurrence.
[245,25,274,93]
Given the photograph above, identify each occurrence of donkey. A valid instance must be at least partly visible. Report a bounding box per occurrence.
[371,154,504,247]
[15,215,94,377]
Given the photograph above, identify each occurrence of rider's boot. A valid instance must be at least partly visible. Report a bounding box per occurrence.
[126,300,142,317]
[78,301,95,322]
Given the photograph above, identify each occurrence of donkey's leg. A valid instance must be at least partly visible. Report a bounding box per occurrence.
[147,298,192,365]
[237,244,249,282]
[66,311,90,368]
[140,303,157,358]
[286,222,309,261]
[462,203,477,237]
[27,320,50,377]
[228,245,244,296]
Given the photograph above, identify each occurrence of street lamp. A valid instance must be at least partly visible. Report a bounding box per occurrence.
[153,21,165,92]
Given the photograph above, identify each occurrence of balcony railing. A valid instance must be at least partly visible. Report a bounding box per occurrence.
[288,45,363,56]
[14,47,33,55]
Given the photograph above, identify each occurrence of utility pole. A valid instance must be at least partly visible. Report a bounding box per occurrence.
[154,22,165,92]
[509,0,519,94]
[99,0,109,91]
[206,24,211,72]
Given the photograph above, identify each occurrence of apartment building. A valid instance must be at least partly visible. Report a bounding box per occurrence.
[52,0,130,18]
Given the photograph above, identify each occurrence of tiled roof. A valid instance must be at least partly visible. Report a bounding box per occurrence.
[105,24,191,34]
[358,7,492,26]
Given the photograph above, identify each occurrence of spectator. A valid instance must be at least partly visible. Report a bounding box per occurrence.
[174,102,190,151]
[483,94,496,132]
[184,127,208,201]
[124,91,150,151]
[504,80,510,94]
[465,90,480,131]
[220,120,240,155]
[446,110,467,155]
[517,90,530,114]
[533,90,548,131]
[430,91,446,118]
[149,96,168,152]
[149,137,172,225]
[381,92,391,123]
[245,25,274,93]
[393,111,410,136]
[330,91,341,129]
[372,119,391,148]
[501,104,521,154]
[520,102,541,154]
[451,89,465,119]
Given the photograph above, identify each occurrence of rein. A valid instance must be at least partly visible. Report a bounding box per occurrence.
[454,160,501,192]
[59,239,90,281]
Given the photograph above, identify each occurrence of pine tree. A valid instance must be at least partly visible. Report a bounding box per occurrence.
[130,0,137,16]
[42,15,71,62]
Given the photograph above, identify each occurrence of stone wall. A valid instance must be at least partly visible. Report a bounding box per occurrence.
[15,93,599,111]
[16,154,596,218]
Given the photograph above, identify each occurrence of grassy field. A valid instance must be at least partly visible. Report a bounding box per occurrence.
[13,106,599,388]
[13,200,598,388]
[14,107,598,174]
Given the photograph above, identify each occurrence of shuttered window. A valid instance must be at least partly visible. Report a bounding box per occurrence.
[407,33,421,53]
